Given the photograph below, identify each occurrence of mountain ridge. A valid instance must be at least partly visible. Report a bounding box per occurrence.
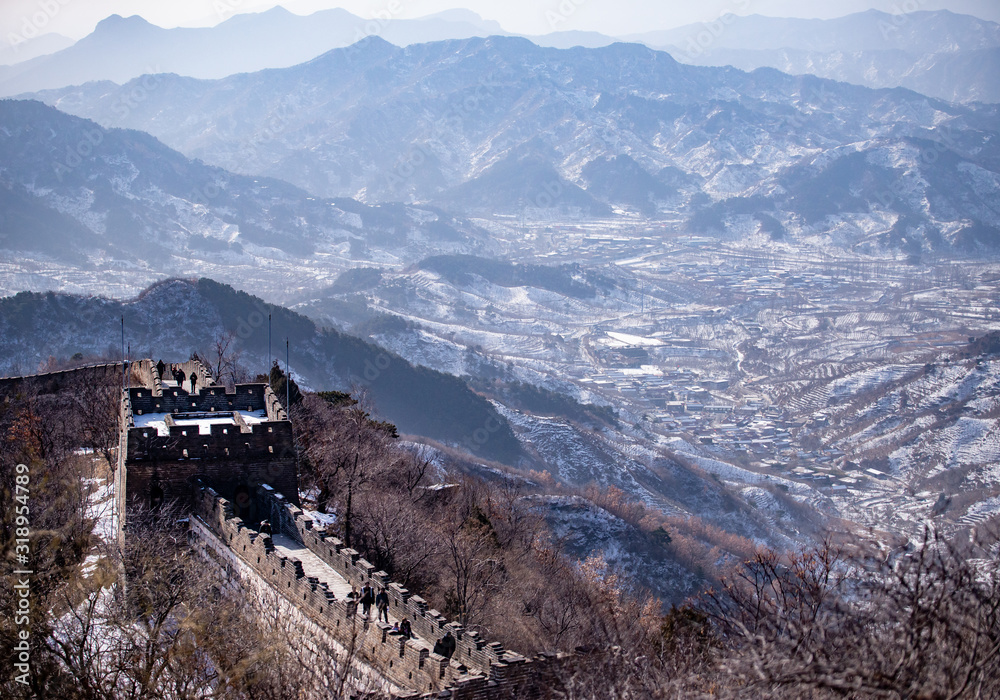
[24,36,999,255]
[0,276,522,463]
[0,98,496,299]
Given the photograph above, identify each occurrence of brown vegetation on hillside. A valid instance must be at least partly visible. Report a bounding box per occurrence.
[1,376,997,699]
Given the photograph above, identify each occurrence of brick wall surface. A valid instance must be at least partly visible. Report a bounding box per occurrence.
[190,483,574,699]
[0,362,124,397]
[190,516,407,698]
[129,384,268,415]
[122,374,298,508]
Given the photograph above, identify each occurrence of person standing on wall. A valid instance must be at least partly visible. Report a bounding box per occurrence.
[375,587,389,623]
[360,583,375,618]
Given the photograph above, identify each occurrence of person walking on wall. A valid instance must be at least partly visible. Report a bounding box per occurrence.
[439,630,456,658]
[360,583,375,618]
[190,372,198,394]
[375,588,389,623]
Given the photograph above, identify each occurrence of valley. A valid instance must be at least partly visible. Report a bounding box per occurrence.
[294,218,1000,546]
[6,207,995,552]
[2,5,998,695]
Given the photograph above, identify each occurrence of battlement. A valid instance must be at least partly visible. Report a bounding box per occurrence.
[264,486,520,675]
[189,482,569,699]
[118,359,299,512]
[191,483,485,696]
[124,419,293,462]
[130,383,280,416]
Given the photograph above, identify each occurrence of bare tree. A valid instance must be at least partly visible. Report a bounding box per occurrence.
[295,394,394,549]
[703,529,1000,699]
[205,330,248,390]
[436,481,509,629]
[64,369,122,469]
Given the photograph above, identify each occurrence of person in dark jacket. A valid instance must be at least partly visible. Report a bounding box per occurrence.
[375,588,390,623]
[439,630,456,658]
[156,359,166,378]
[399,618,412,639]
[360,584,375,618]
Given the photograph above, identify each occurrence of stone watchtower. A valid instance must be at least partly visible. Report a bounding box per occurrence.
[115,359,298,536]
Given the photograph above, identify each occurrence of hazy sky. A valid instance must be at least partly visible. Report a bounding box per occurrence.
[3,0,999,42]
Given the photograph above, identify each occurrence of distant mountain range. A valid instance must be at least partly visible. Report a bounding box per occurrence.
[0,32,75,67]
[0,99,494,297]
[641,11,1000,104]
[26,36,1000,255]
[0,7,618,99]
[628,10,1000,54]
[4,9,999,104]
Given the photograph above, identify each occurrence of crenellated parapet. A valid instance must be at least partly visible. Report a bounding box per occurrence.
[270,484,525,675]
[119,364,299,510]
[124,420,293,463]
[190,482,490,696]
[189,481,573,699]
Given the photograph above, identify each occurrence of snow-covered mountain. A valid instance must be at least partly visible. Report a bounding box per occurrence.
[7,9,999,106]
[28,36,1000,255]
[636,10,1000,104]
[0,99,494,300]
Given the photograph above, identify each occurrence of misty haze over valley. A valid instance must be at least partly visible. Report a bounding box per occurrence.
[1,2,998,698]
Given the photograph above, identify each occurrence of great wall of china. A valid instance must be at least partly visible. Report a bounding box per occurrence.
[2,360,580,698]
